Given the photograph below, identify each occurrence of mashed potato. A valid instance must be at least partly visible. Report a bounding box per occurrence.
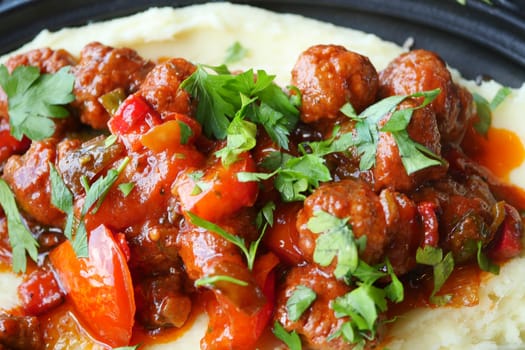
[1,2,525,349]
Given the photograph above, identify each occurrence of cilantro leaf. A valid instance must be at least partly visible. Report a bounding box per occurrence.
[287,285,317,321]
[194,274,248,287]
[273,321,302,350]
[307,211,366,279]
[0,179,39,273]
[224,41,249,64]
[0,65,75,141]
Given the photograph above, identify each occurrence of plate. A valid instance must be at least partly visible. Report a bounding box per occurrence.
[0,0,524,87]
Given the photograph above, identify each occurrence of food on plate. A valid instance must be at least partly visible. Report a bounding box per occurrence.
[0,2,525,350]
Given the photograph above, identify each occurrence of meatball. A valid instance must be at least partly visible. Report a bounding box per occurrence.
[5,47,76,74]
[379,49,472,144]
[373,99,446,192]
[275,265,379,350]
[72,42,154,129]
[2,139,65,228]
[291,45,378,124]
[296,179,388,265]
[139,57,196,118]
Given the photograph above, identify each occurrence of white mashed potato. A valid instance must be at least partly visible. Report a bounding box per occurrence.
[1,2,525,349]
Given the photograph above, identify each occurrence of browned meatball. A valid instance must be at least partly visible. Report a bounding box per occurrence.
[0,314,43,350]
[291,45,378,124]
[379,50,472,144]
[275,265,378,350]
[2,139,65,228]
[139,57,196,118]
[296,179,387,265]
[72,42,154,129]
[373,99,447,192]
[5,47,76,73]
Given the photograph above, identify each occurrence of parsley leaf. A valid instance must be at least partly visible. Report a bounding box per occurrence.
[0,65,75,141]
[307,211,366,279]
[473,86,512,136]
[332,283,387,344]
[0,179,39,273]
[49,158,129,257]
[224,41,249,64]
[181,65,298,148]
[342,88,444,175]
[118,182,135,197]
[273,321,302,350]
[194,274,249,287]
[238,151,332,202]
[287,285,317,321]
[416,245,455,305]
[256,201,275,229]
[187,211,268,270]
[214,94,257,165]
[476,241,500,275]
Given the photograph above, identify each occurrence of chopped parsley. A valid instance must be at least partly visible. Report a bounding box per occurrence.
[194,274,249,287]
[473,86,512,136]
[273,321,302,350]
[307,210,366,279]
[224,41,249,64]
[287,285,317,321]
[0,65,75,141]
[416,245,455,305]
[187,211,268,270]
[118,182,135,197]
[476,241,500,275]
[49,158,129,257]
[344,88,444,174]
[238,90,445,202]
[180,65,299,150]
[0,179,39,273]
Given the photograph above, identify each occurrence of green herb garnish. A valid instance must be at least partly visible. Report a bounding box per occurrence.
[473,86,512,136]
[273,321,302,350]
[49,158,129,257]
[194,275,249,287]
[181,65,299,149]
[287,285,317,321]
[416,245,455,305]
[476,241,500,274]
[224,41,249,64]
[307,210,366,279]
[0,179,39,273]
[187,211,267,270]
[118,182,135,197]
[345,88,444,174]
[0,65,75,140]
